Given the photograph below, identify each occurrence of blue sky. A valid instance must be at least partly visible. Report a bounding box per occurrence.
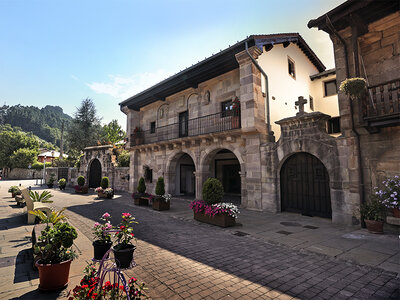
[0,0,344,129]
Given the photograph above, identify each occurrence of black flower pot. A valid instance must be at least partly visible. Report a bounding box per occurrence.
[112,245,135,269]
[93,240,112,260]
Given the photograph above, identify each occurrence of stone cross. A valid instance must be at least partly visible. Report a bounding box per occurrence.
[295,96,307,116]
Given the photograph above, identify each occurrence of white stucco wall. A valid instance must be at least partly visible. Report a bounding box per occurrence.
[310,74,339,117]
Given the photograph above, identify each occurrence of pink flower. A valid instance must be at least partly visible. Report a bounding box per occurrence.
[102,212,111,219]
[94,222,100,228]
[122,212,131,218]
[105,222,112,230]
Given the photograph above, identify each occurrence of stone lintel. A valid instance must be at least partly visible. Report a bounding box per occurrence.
[235,46,263,65]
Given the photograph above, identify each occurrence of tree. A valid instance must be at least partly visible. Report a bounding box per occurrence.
[117,150,130,167]
[66,98,102,152]
[10,148,38,168]
[100,120,126,145]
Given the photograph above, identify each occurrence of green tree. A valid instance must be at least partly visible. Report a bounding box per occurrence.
[66,98,102,152]
[100,119,126,144]
[117,150,130,167]
[10,148,38,168]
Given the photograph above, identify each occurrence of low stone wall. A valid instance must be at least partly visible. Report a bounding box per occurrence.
[112,167,130,192]
[4,168,43,180]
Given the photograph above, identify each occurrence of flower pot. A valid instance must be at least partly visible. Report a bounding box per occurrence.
[134,197,149,206]
[193,212,235,228]
[231,116,240,129]
[36,259,72,291]
[152,199,170,211]
[393,208,400,218]
[47,184,54,188]
[112,245,135,269]
[364,219,384,234]
[93,240,112,260]
[98,191,107,198]
[11,192,16,198]
[59,185,66,190]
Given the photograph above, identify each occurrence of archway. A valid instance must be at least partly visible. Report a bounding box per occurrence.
[166,152,196,197]
[280,152,332,218]
[89,159,102,188]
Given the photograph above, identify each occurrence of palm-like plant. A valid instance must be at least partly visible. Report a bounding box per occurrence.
[29,208,68,225]
[29,190,54,203]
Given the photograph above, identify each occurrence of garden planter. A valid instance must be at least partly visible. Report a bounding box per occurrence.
[112,245,135,269]
[47,184,54,188]
[393,208,400,218]
[98,192,107,198]
[11,192,16,198]
[231,116,240,129]
[36,259,72,291]
[75,186,88,194]
[59,186,66,191]
[134,197,149,206]
[364,219,384,234]
[152,199,170,211]
[193,212,235,228]
[93,240,112,260]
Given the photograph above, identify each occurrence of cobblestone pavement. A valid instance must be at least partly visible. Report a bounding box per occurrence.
[0,181,399,299]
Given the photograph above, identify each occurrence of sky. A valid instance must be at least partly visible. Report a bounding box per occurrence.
[0,0,345,130]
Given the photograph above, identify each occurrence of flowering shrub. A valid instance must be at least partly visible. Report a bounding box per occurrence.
[190,200,239,218]
[114,213,138,251]
[68,262,148,299]
[93,213,112,243]
[374,176,400,209]
[162,194,172,202]
[96,187,114,198]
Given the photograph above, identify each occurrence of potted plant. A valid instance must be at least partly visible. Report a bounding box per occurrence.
[47,174,55,188]
[92,212,113,260]
[112,212,138,269]
[74,176,88,194]
[133,177,149,206]
[34,222,78,291]
[360,200,385,234]
[339,77,367,100]
[152,177,170,211]
[58,178,66,190]
[190,178,239,227]
[374,176,400,218]
[231,97,240,128]
[95,177,114,199]
[8,186,21,198]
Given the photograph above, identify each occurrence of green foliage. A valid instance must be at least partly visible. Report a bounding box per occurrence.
[117,150,130,167]
[28,207,67,225]
[10,148,38,168]
[34,222,78,264]
[137,177,146,194]
[360,200,385,221]
[0,104,72,147]
[100,119,126,145]
[339,78,367,99]
[202,178,224,205]
[31,161,52,170]
[47,174,56,185]
[66,98,102,152]
[77,176,85,186]
[101,177,109,189]
[58,178,66,187]
[29,190,54,203]
[0,125,39,168]
[8,186,20,194]
[155,177,165,196]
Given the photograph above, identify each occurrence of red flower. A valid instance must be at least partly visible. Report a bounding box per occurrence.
[120,225,126,230]
[130,233,135,237]
[81,284,88,288]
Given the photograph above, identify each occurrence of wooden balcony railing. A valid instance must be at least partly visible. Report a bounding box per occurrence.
[359,78,400,128]
[130,111,241,147]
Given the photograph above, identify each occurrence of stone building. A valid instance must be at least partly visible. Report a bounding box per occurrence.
[119,33,358,223]
[308,0,400,224]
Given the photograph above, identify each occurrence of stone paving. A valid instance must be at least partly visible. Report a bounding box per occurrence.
[0,179,399,299]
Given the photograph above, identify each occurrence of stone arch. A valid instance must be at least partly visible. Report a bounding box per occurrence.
[165,150,197,196]
[276,138,344,223]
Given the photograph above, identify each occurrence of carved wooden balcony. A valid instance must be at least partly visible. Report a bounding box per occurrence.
[359,78,400,130]
[130,111,241,147]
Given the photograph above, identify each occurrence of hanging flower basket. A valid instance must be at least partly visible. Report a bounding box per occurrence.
[339,78,367,100]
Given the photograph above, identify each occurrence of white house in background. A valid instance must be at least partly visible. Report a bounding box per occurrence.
[38,150,68,163]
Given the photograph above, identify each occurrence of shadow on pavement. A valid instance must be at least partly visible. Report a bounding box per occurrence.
[10,289,64,300]
[14,249,37,283]
[0,214,26,230]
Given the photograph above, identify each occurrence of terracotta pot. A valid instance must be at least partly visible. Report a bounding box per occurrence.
[152,199,170,211]
[11,192,15,198]
[364,219,384,234]
[93,240,112,260]
[193,212,236,228]
[393,207,400,218]
[112,245,136,269]
[36,260,72,291]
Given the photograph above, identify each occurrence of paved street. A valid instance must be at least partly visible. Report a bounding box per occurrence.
[0,180,399,299]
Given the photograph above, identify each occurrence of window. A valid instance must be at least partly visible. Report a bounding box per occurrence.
[150,121,156,134]
[324,80,337,96]
[327,117,341,134]
[309,96,314,111]
[288,57,296,79]
[221,100,233,117]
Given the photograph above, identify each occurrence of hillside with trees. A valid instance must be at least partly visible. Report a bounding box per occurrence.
[0,104,72,147]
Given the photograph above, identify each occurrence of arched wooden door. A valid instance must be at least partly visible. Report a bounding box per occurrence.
[89,159,102,188]
[280,152,332,218]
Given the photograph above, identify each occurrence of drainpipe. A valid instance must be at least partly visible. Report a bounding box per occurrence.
[245,41,275,142]
[325,15,365,227]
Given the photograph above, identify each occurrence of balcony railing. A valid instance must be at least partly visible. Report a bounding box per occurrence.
[359,78,400,127]
[130,111,241,146]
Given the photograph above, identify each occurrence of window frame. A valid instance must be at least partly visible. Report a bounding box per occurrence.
[288,56,296,79]
[324,79,337,97]
[221,100,233,118]
[326,116,341,134]
[150,121,156,134]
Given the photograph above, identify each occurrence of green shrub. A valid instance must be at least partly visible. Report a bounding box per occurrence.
[77,176,85,186]
[203,178,224,205]
[10,148,38,169]
[101,177,109,189]
[58,178,66,187]
[155,177,165,196]
[137,177,146,194]
[8,186,20,193]
[32,161,52,170]
[360,200,385,221]
[117,150,130,167]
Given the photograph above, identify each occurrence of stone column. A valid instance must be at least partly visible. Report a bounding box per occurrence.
[260,142,279,212]
[239,171,247,208]
[194,171,209,200]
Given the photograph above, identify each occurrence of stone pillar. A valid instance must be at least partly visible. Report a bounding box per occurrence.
[129,150,139,193]
[239,172,247,208]
[194,171,209,200]
[235,47,266,134]
[260,142,279,212]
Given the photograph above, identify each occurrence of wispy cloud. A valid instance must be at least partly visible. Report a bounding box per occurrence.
[86,70,173,100]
